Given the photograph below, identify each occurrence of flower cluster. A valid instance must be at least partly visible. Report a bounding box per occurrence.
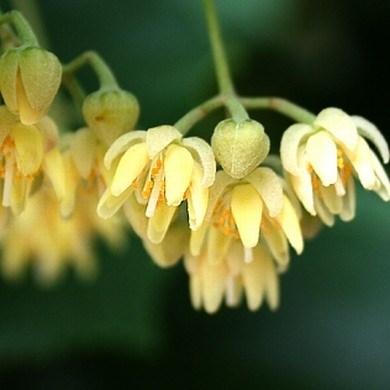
[0,8,388,313]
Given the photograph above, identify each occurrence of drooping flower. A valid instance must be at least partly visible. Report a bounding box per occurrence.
[281,108,390,225]
[190,168,303,269]
[97,125,216,243]
[0,105,58,214]
[185,242,279,313]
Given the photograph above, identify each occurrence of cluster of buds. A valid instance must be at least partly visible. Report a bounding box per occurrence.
[0,8,388,314]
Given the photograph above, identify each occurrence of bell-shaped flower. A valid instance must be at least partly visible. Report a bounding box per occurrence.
[190,168,303,270]
[185,242,279,313]
[281,107,390,226]
[97,125,216,243]
[0,105,58,214]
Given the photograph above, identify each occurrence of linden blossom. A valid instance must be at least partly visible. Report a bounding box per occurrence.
[97,125,216,243]
[281,107,390,226]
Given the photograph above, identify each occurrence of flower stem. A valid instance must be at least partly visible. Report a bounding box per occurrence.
[62,50,119,90]
[0,10,38,46]
[203,0,248,122]
[174,95,224,134]
[240,96,316,123]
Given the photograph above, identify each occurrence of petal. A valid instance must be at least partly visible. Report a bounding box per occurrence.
[43,147,66,200]
[123,195,148,238]
[231,184,263,248]
[97,186,133,219]
[147,203,177,244]
[314,107,358,151]
[201,260,227,314]
[280,123,314,175]
[261,217,289,267]
[340,177,356,222]
[306,131,338,186]
[146,125,182,159]
[207,225,232,264]
[225,276,243,308]
[289,172,315,215]
[245,167,283,217]
[0,106,17,145]
[346,138,377,190]
[352,116,389,163]
[314,194,335,227]
[12,123,44,175]
[70,127,97,179]
[319,184,343,214]
[369,150,390,201]
[164,144,194,206]
[111,142,149,196]
[275,195,304,254]
[190,222,208,256]
[189,274,202,310]
[104,130,146,169]
[187,162,209,230]
[182,137,216,187]
[143,221,188,268]
[204,171,236,223]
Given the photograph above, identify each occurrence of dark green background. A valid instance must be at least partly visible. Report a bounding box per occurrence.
[1,0,389,388]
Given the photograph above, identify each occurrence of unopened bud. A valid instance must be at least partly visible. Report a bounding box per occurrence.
[82,88,140,146]
[211,119,270,178]
[0,47,62,125]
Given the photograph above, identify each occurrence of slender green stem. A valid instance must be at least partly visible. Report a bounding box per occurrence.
[174,95,224,134]
[0,10,38,46]
[240,96,316,123]
[203,0,248,122]
[62,50,119,90]
[62,73,87,110]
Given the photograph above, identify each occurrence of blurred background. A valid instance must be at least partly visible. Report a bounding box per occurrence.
[1,0,390,388]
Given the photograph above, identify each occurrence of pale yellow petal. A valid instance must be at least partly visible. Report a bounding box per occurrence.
[12,123,44,175]
[261,218,289,267]
[352,116,389,163]
[147,203,176,244]
[275,195,304,254]
[340,177,356,222]
[70,127,97,179]
[314,194,335,227]
[190,274,202,310]
[280,123,314,175]
[146,125,182,159]
[104,130,146,169]
[207,225,232,264]
[314,107,358,151]
[43,147,66,200]
[306,131,338,186]
[0,106,17,144]
[164,144,194,206]
[246,167,283,217]
[225,276,243,308]
[97,186,133,219]
[182,137,216,187]
[143,221,188,268]
[346,138,377,190]
[201,260,227,314]
[319,184,343,214]
[187,162,209,230]
[111,142,149,196]
[123,195,148,238]
[231,184,263,248]
[369,151,390,201]
[189,223,208,256]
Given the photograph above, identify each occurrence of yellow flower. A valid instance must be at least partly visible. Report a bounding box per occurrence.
[97,125,216,243]
[281,108,390,225]
[185,242,279,313]
[0,47,62,125]
[0,186,125,285]
[0,105,58,214]
[190,169,303,269]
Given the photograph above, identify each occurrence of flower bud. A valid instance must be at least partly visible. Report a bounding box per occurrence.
[82,89,140,146]
[0,47,62,125]
[211,118,270,179]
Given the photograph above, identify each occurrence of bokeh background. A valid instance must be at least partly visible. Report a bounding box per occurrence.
[1,0,390,388]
